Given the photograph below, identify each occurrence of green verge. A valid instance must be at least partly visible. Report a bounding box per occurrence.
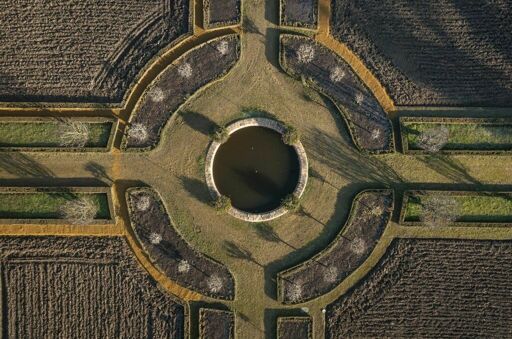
[0,122,112,148]
[0,193,110,219]
[404,193,512,223]
[404,122,512,151]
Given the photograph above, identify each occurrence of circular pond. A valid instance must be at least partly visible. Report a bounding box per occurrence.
[205,118,308,222]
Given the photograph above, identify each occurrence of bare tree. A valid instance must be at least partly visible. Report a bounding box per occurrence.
[355,92,365,105]
[207,274,224,293]
[288,280,303,302]
[58,119,90,148]
[178,260,191,273]
[330,66,346,83]
[134,195,151,211]
[323,266,339,283]
[420,195,459,227]
[216,40,229,55]
[148,86,165,102]
[350,238,367,255]
[297,44,315,63]
[416,126,450,153]
[59,197,98,225]
[127,123,148,142]
[149,232,162,244]
[178,62,193,78]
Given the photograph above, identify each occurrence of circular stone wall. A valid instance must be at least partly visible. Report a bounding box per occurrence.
[205,118,308,222]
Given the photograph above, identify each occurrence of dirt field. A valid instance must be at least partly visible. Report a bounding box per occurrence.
[331,0,512,106]
[0,0,190,104]
[277,317,312,339]
[0,236,185,338]
[281,0,317,28]
[204,0,241,28]
[199,308,235,339]
[326,239,512,338]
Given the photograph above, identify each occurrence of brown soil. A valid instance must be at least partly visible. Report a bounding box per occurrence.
[281,0,317,28]
[0,0,190,104]
[0,236,185,338]
[205,0,241,27]
[199,308,235,339]
[277,317,312,339]
[127,187,235,300]
[280,35,393,153]
[125,35,240,149]
[326,239,512,338]
[279,190,393,303]
[331,0,512,106]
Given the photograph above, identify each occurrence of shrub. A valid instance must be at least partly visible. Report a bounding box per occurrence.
[127,123,149,142]
[207,274,224,293]
[297,44,315,63]
[282,194,301,212]
[149,232,162,244]
[282,126,300,145]
[59,197,97,225]
[58,119,90,147]
[212,126,229,143]
[212,195,232,213]
[416,126,450,153]
[134,195,151,211]
[420,195,459,227]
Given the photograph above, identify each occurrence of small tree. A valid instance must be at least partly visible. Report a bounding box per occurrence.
[282,194,301,212]
[207,274,224,293]
[297,44,315,63]
[148,86,165,103]
[350,238,367,255]
[134,195,151,212]
[58,120,90,148]
[127,123,148,142]
[416,126,450,153]
[212,195,232,213]
[212,127,229,143]
[59,197,97,225]
[149,232,162,244]
[330,66,346,83]
[216,40,229,55]
[178,62,193,78]
[282,126,299,145]
[323,266,338,283]
[178,260,191,273]
[420,195,459,227]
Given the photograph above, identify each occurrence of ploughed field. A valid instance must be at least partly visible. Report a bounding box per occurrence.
[331,0,512,106]
[0,236,185,338]
[0,0,190,104]
[326,239,512,338]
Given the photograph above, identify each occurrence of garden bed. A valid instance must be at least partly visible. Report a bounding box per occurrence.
[330,0,512,106]
[401,190,512,226]
[400,117,512,154]
[199,308,235,339]
[127,187,235,299]
[0,187,113,224]
[280,0,318,29]
[0,0,191,105]
[203,0,241,29]
[0,236,186,338]
[277,316,312,339]
[326,239,512,338]
[277,190,393,303]
[280,34,393,153]
[123,34,241,150]
[0,117,115,151]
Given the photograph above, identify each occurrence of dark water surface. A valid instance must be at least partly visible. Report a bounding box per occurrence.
[213,127,300,213]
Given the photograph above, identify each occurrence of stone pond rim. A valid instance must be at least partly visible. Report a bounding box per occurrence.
[205,118,308,222]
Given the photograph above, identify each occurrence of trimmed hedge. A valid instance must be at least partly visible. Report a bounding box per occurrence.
[277,316,312,339]
[280,34,394,154]
[122,34,241,150]
[203,0,241,29]
[277,190,393,304]
[0,117,115,152]
[0,187,114,224]
[126,187,236,299]
[199,308,235,339]
[400,190,512,226]
[280,0,318,29]
[400,117,512,154]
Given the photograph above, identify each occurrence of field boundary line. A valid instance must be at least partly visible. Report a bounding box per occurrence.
[315,0,395,113]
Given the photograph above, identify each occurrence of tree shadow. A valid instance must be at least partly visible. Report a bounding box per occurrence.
[85,161,113,185]
[223,240,263,267]
[179,176,211,205]
[243,15,264,36]
[180,110,219,136]
[419,154,480,184]
[0,153,54,178]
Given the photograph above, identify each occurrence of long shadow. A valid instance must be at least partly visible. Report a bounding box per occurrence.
[180,110,219,136]
[223,240,263,267]
[179,176,211,205]
[264,27,282,70]
[85,161,113,185]
[0,153,54,178]
[418,154,481,185]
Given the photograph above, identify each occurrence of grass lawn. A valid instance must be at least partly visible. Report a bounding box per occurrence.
[404,122,512,151]
[0,121,113,148]
[0,193,110,219]
[404,193,512,223]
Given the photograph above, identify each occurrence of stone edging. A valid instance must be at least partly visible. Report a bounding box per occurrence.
[205,117,308,222]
